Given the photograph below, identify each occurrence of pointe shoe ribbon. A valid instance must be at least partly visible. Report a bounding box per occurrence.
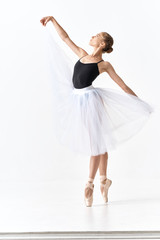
[84,182,94,207]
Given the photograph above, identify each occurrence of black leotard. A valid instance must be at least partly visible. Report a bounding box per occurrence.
[72,56,104,89]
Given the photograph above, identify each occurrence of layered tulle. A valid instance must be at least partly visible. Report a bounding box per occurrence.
[43,25,155,156]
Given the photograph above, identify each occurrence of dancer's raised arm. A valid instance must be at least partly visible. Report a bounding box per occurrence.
[40,16,88,58]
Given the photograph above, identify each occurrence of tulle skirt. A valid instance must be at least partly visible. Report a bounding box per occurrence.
[43,25,155,157]
[52,83,154,156]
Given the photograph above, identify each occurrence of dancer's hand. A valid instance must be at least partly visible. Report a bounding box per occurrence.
[40,16,54,26]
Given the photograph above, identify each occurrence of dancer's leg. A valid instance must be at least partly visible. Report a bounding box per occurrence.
[98,152,108,194]
[89,154,101,179]
[85,154,100,198]
[99,152,108,176]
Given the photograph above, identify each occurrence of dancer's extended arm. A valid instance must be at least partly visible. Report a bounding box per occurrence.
[103,61,138,97]
[40,16,88,58]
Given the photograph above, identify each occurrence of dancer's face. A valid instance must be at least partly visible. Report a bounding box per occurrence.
[89,32,106,49]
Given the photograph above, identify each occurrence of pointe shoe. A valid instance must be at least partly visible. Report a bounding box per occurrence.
[100,178,112,203]
[84,181,94,207]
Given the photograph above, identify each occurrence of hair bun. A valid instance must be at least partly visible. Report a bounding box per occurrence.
[106,47,113,53]
[102,32,114,54]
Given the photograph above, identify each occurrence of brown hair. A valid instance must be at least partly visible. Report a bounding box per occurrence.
[102,32,114,54]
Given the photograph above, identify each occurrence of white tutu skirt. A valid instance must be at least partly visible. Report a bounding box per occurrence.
[43,25,155,156]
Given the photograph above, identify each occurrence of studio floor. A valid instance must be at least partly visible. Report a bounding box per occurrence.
[0,178,160,239]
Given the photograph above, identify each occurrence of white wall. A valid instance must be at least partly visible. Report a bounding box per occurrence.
[0,0,159,183]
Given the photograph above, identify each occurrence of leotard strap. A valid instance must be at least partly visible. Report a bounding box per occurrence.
[97,59,104,64]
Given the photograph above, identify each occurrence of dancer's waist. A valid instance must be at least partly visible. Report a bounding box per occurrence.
[73,85,94,94]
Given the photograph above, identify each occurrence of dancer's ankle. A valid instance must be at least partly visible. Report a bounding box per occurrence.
[99,175,107,182]
[88,177,94,183]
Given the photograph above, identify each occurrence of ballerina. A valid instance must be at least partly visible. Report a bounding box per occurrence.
[40,16,154,207]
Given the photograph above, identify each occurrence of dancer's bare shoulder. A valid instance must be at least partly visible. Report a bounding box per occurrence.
[102,61,127,89]
[99,61,112,73]
[97,60,112,74]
